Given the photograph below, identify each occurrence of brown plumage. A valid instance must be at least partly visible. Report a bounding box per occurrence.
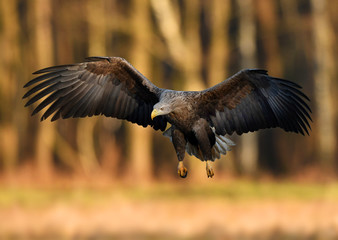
[23,56,312,178]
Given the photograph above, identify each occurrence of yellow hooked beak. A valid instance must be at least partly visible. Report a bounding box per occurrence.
[151,109,159,120]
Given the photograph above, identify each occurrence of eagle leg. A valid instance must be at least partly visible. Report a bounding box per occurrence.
[206,160,214,178]
[177,161,188,178]
[171,127,188,178]
[192,119,215,178]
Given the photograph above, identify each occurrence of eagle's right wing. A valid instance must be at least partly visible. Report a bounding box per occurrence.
[23,56,167,131]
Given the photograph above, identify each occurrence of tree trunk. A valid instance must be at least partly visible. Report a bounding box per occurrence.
[0,0,20,176]
[311,0,336,168]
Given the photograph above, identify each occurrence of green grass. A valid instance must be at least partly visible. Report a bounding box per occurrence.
[0,180,337,208]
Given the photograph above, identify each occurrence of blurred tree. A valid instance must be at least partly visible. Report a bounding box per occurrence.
[182,0,205,91]
[1,0,335,181]
[255,0,282,74]
[151,0,183,63]
[206,0,230,86]
[311,0,336,168]
[0,0,20,176]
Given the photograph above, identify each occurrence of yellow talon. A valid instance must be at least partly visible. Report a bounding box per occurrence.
[177,161,188,178]
[206,161,214,178]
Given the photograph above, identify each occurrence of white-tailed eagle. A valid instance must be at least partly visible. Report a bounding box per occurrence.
[23,57,312,178]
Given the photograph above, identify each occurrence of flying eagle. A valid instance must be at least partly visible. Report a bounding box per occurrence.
[23,57,312,178]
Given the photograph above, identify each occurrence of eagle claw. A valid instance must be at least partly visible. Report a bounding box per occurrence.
[206,168,214,178]
[206,161,214,178]
[177,162,188,178]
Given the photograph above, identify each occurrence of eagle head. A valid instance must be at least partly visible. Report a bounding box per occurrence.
[151,102,172,120]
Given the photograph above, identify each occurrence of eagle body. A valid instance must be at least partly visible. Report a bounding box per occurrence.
[159,91,199,128]
[23,57,312,178]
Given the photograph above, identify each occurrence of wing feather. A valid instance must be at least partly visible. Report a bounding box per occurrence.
[23,57,167,131]
[199,69,312,135]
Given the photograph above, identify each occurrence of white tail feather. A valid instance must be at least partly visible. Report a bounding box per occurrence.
[163,127,235,161]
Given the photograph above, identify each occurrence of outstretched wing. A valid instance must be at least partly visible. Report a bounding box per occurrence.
[198,69,312,135]
[23,56,167,131]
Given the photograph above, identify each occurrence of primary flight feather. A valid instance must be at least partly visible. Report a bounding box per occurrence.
[23,57,312,178]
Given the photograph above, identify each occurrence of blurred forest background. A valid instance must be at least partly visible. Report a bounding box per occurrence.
[1,0,337,181]
[0,0,338,239]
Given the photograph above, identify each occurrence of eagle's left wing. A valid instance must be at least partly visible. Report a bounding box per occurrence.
[197,69,312,135]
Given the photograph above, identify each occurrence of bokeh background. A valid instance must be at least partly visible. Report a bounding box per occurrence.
[0,0,337,239]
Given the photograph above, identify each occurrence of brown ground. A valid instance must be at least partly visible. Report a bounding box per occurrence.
[1,190,338,239]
